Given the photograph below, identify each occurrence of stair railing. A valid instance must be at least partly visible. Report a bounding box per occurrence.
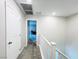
[37,34,56,59]
[37,33,70,59]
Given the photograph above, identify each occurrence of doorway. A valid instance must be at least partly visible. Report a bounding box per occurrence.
[27,20,37,46]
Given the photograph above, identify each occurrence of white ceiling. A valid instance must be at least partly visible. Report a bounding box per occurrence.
[19,0,78,17]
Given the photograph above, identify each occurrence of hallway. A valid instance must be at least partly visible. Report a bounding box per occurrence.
[17,45,42,59]
[0,0,78,59]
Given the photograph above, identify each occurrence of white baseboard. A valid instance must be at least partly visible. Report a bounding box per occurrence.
[17,46,25,59]
[19,44,27,54]
[39,45,44,59]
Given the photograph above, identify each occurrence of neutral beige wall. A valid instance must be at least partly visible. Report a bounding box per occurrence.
[65,14,78,59]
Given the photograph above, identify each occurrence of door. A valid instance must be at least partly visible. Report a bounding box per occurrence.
[28,20,37,44]
[6,0,21,59]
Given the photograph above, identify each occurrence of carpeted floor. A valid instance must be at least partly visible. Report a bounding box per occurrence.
[17,45,42,59]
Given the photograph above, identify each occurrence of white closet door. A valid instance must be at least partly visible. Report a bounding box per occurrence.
[6,0,21,59]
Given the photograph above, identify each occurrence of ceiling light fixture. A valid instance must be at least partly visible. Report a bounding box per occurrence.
[52,12,56,16]
[26,0,32,4]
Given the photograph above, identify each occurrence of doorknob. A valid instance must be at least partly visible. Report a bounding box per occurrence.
[8,42,12,45]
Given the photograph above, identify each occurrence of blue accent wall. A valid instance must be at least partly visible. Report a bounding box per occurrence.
[28,20,36,42]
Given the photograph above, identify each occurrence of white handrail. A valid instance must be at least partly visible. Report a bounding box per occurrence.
[39,34,52,46]
[56,49,70,59]
[50,41,56,46]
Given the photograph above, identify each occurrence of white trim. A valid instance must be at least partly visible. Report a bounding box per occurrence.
[17,45,27,59]
[19,46,24,55]
[39,45,44,59]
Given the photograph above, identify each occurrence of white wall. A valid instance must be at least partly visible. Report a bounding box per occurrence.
[21,18,26,49]
[65,14,78,59]
[37,16,67,54]
[0,0,6,59]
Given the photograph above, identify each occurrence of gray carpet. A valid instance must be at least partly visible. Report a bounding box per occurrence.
[17,45,42,59]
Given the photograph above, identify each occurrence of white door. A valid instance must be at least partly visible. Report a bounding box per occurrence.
[6,0,21,59]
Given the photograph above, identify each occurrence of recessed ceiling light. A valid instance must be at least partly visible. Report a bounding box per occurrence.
[52,12,56,16]
[26,0,32,4]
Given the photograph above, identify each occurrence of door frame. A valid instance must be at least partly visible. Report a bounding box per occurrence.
[26,19,37,45]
